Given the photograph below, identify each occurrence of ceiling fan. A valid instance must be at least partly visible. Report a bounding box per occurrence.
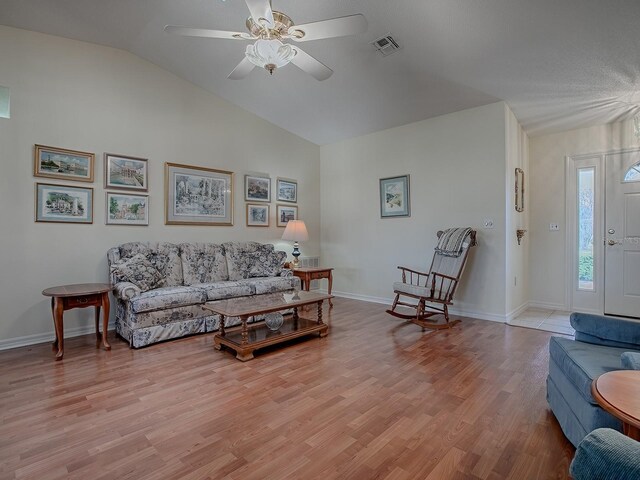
[164,0,367,81]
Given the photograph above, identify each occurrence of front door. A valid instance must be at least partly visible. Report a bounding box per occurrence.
[604,149,640,318]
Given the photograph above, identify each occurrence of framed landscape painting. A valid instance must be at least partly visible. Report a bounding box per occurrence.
[35,183,93,224]
[106,192,149,226]
[380,174,410,218]
[245,174,270,202]
[276,204,298,227]
[246,203,269,227]
[34,145,94,182]
[105,153,148,191]
[277,178,297,203]
[165,162,233,225]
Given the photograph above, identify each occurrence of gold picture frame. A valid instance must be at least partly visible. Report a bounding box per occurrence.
[34,144,95,183]
[246,203,270,227]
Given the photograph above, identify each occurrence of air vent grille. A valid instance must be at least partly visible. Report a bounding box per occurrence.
[371,34,401,56]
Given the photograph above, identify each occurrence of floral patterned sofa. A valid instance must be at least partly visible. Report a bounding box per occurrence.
[107,241,299,348]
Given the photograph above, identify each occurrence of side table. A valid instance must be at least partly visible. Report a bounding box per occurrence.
[42,283,112,360]
[592,370,640,440]
[292,267,334,308]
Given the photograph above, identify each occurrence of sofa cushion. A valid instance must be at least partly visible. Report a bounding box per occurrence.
[180,243,228,285]
[197,281,254,301]
[245,276,297,295]
[549,336,636,405]
[223,242,276,280]
[248,250,287,278]
[117,242,183,287]
[571,313,640,349]
[129,286,207,313]
[621,352,640,370]
[110,254,164,292]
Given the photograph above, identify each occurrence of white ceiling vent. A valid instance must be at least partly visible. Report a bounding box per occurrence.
[371,34,401,56]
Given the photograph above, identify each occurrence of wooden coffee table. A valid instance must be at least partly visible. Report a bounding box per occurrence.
[42,283,112,361]
[592,370,640,440]
[202,290,332,361]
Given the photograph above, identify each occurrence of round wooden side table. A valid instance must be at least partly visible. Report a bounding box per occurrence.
[592,370,640,440]
[42,283,112,361]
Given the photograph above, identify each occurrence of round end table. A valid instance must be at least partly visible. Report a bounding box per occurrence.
[592,370,640,440]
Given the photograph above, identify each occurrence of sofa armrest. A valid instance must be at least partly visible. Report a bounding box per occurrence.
[570,313,640,349]
[570,428,640,480]
[113,282,142,300]
[279,268,293,278]
[621,352,640,370]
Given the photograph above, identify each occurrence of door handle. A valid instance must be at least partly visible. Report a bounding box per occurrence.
[607,239,621,246]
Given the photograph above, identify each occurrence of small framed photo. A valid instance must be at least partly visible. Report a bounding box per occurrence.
[104,153,148,192]
[106,192,149,226]
[244,174,270,202]
[277,178,297,203]
[35,183,93,224]
[380,174,410,218]
[246,203,270,227]
[277,204,298,227]
[34,145,94,182]
[165,162,234,226]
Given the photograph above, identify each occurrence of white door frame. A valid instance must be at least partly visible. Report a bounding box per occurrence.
[565,153,604,314]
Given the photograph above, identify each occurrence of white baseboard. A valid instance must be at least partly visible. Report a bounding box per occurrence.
[0,321,116,352]
[505,302,530,323]
[528,301,568,311]
[324,289,508,323]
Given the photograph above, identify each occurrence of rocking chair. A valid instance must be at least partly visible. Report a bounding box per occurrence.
[387,228,477,330]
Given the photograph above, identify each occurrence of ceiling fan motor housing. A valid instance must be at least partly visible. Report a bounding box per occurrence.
[246,11,301,39]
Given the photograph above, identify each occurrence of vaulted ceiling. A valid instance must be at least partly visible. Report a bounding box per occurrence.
[1,0,639,145]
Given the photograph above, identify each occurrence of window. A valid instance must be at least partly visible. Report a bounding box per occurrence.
[0,86,8,119]
[624,162,640,182]
[578,168,594,290]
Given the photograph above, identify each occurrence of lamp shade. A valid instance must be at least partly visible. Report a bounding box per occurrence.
[281,220,309,242]
[245,39,296,73]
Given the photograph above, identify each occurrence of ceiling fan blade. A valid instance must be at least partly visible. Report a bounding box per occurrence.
[245,0,275,28]
[164,25,253,40]
[290,47,333,81]
[288,14,367,42]
[228,57,256,80]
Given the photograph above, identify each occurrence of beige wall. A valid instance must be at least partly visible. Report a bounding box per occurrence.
[320,102,513,320]
[529,121,640,309]
[0,26,320,346]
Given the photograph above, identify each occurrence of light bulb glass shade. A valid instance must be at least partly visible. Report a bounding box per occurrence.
[245,39,296,71]
[281,220,309,242]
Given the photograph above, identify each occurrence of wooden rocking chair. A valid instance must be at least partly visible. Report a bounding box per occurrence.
[386,228,477,330]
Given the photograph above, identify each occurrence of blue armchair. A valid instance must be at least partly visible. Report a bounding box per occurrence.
[546,313,640,447]
[570,428,640,479]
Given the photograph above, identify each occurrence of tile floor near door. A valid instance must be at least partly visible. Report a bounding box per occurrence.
[509,308,575,336]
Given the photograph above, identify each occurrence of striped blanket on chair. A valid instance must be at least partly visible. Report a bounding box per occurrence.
[434,227,473,257]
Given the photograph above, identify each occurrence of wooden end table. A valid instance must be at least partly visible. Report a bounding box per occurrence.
[42,283,112,361]
[292,267,334,308]
[592,370,640,440]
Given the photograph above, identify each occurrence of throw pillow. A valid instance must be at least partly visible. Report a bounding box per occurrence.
[621,352,640,370]
[110,253,164,292]
[249,251,287,278]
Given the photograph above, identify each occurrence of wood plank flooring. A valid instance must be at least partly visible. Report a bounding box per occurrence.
[0,298,574,479]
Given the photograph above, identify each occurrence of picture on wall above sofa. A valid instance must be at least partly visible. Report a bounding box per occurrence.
[35,182,94,224]
[246,203,269,227]
[277,178,297,203]
[245,174,270,202]
[34,144,94,183]
[165,162,234,226]
[105,153,148,192]
[277,204,298,227]
[106,192,149,226]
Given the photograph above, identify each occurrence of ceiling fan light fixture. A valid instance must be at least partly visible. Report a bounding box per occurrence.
[245,39,296,74]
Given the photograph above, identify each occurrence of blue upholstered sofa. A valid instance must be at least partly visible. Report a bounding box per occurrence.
[570,428,640,479]
[546,313,640,447]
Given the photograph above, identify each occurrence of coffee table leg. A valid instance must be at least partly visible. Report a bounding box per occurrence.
[53,297,64,360]
[241,315,249,346]
[100,292,111,351]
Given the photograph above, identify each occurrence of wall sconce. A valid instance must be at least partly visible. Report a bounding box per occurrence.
[516,229,527,245]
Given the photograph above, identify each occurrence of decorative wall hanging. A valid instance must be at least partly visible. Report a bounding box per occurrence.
[379,175,410,218]
[106,192,149,226]
[246,203,270,227]
[35,183,93,224]
[276,204,298,227]
[34,145,94,183]
[105,153,148,192]
[244,174,271,202]
[277,178,297,203]
[515,168,525,212]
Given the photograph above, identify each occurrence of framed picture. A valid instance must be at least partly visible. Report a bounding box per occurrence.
[104,153,148,192]
[106,192,149,226]
[277,178,297,203]
[277,204,298,227]
[246,203,270,227]
[35,183,93,224]
[165,162,233,225]
[245,174,270,202]
[380,174,410,218]
[34,145,94,182]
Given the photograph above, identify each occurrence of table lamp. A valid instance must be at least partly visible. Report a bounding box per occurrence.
[281,220,308,268]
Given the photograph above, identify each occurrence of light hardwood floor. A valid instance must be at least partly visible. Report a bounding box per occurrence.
[0,298,574,479]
